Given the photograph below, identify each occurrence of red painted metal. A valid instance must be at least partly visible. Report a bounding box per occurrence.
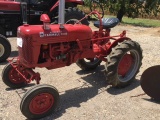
[0,1,20,11]
[40,14,51,23]
[0,0,83,12]
[8,10,130,85]
[17,24,93,68]
[9,65,27,84]
[66,0,84,4]
[29,93,54,114]
[118,54,133,77]
[8,58,41,84]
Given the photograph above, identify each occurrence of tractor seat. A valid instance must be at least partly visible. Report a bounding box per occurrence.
[94,18,119,29]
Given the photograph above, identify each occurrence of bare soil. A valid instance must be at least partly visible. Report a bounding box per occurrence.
[0,23,160,120]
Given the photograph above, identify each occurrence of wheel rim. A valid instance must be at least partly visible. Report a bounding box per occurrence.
[0,43,5,57]
[118,50,140,82]
[65,19,81,24]
[9,66,28,84]
[29,93,54,114]
[84,58,100,65]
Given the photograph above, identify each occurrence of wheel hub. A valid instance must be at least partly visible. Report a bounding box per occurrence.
[0,43,5,57]
[29,93,54,114]
[118,54,133,77]
[9,67,29,84]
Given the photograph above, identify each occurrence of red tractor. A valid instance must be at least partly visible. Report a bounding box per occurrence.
[0,0,88,62]
[2,0,143,119]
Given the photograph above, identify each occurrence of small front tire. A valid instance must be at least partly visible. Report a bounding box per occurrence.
[2,62,28,88]
[20,84,59,119]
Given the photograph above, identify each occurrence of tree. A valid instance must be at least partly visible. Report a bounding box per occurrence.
[104,0,160,22]
[83,0,160,21]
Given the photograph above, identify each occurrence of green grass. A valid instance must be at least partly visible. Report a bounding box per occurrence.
[104,15,160,27]
[79,6,160,27]
[90,14,160,27]
[78,5,160,27]
[122,17,160,27]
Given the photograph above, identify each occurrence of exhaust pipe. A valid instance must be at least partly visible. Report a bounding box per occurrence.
[58,0,65,29]
[21,2,28,24]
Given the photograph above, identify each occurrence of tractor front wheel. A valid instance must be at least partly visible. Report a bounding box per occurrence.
[20,84,59,119]
[2,62,28,88]
[76,58,101,71]
[0,35,11,62]
[105,40,142,88]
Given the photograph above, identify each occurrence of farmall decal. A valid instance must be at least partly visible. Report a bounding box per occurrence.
[39,31,67,37]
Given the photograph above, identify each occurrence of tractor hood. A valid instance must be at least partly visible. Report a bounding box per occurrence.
[18,24,92,44]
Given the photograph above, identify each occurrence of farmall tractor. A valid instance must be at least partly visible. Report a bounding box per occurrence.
[2,0,143,119]
[0,0,88,62]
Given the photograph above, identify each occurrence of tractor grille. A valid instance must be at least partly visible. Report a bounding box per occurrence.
[18,37,33,65]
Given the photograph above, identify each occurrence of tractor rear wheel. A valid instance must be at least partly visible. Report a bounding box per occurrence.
[65,7,89,25]
[76,58,101,71]
[0,35,11,62]
[2,62,28,88]
[104,40,142,88]
[20,84,59,119]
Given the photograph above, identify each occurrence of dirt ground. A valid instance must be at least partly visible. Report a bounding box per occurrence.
[0,23,160,120]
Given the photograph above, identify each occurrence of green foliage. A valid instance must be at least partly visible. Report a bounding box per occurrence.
[84,0,91,6]
[83,0,160,19]
[104,0,144,18]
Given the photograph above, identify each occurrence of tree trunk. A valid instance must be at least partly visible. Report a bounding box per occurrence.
[116,7,125,22]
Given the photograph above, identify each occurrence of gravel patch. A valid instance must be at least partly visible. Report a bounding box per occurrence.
[0,23,160,120]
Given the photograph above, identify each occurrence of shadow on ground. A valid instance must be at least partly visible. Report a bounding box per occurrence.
[0,51,18,65]
[10,50,18,57]
[39,65,140,120]
[143,98,160,104]
[0,60,8,65]
[107,79,140,95]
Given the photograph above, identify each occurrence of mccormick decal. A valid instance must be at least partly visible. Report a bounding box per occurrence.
[39,31,67,37]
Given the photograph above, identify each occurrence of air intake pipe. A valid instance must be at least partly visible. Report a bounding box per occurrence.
[58,0,65,29]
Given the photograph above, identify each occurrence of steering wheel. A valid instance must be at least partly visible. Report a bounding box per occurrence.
[89,0,104,18]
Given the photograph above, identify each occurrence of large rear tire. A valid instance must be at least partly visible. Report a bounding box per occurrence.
[0,35,11,62]
[104,40,143,88]
[20,84,59,119]
[65,7,89,25]
[76,58,101,71]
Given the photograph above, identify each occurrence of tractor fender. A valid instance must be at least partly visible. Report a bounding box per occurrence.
[107,37,131,55]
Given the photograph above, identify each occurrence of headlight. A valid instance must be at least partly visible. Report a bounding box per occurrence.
[17,37,23,47]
